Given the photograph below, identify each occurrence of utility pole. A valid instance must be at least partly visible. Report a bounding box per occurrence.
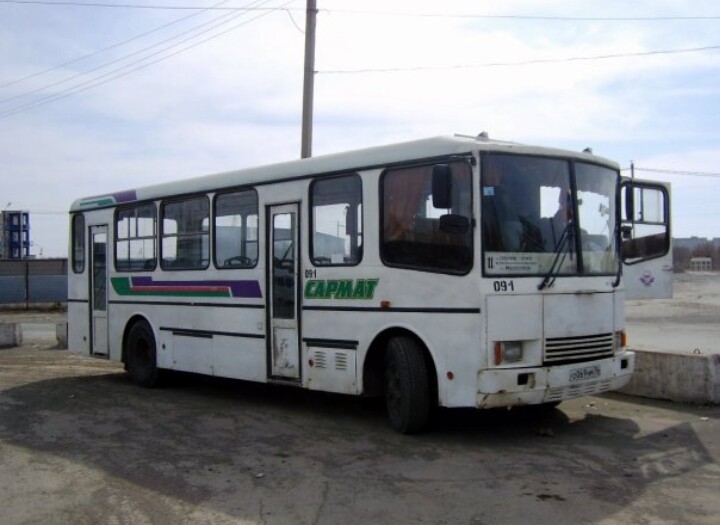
[301,0,317,159]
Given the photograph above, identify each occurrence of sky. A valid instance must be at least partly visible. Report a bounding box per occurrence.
[1,0,719,257]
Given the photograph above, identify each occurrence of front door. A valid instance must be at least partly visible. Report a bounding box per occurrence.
[268,204,300,380]
[90,225,108,356]
[621,179,673,300]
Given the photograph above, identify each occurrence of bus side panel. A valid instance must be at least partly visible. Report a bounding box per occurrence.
[213,334,267,382]
[107,304,136,364]
[429,313,484,407]
[109,302,269,381]
[68,301,89,355]
[301,308,483,406]
[67,231,89,356]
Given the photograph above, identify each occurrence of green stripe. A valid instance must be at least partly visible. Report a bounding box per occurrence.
[80,197,115,208]
[111,278,132,295]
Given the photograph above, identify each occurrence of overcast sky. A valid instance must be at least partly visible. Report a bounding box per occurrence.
[1,0,719,257]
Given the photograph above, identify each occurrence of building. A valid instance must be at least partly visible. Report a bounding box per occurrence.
[689,257,712,272]
[673,236,720,252]
[0,210,30,259]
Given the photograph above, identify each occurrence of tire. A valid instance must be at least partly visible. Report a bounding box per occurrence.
[537,401,562,410]
[126,321,161,388]
[385,336,431,434]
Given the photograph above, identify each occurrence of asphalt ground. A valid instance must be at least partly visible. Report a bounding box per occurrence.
[1,273,719,524]
[0,330,719,524]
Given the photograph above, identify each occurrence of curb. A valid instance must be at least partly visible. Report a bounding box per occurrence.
[620,349,720,404]
[56,323,68,349]
[0,323,23,349]
[0,323,68,350]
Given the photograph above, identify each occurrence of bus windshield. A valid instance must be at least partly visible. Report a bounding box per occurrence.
[481,153,618,277]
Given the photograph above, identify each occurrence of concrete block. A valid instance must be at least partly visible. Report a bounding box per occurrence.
[56,322,68,349]
[0,323,22,349]
[620,349,720,404]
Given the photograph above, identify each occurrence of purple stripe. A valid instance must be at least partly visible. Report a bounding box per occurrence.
[131,277,262,299]
[114,190,137,203]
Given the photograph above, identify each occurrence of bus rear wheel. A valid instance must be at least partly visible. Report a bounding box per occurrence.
[385,336,430,434]
[126,320,161,388]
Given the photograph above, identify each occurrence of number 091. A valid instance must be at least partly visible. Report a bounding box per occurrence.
[493,280,515,292]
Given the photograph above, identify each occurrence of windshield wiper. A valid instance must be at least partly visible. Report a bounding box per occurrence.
[538,220,574,290]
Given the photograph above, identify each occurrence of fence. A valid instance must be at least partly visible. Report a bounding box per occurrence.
[0,259,67,306]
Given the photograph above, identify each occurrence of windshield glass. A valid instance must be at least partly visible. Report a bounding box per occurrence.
[481,153,618,277]
[575,162,618,274]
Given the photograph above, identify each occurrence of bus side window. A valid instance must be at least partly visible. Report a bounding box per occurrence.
[214,189,259,269]
[310,174,362,266]
[161,196,210,270]
[72,213,85,273]
[381,161,473,274]
[115,204,157,272]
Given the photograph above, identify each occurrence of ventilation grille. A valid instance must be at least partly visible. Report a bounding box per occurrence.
[544,333,614,365]
[314,351,328,369]
[335,352,348,371]
[312,350,350,371]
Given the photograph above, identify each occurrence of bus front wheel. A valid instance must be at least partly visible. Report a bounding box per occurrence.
[126,321,161,388]
[385,336,430,434]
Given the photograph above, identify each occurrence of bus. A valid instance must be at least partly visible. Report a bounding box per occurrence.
[67,134,671,433]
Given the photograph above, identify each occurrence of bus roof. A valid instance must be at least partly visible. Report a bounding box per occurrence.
[70,134,619,212]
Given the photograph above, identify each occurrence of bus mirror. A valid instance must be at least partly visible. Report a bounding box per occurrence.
[432,164,453,209]
[439,214,470,234]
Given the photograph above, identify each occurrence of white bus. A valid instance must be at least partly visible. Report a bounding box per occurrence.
[67,135,671,433]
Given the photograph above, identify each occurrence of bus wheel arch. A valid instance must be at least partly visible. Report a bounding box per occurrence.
[363,328,439,433]
[123,316,161,388]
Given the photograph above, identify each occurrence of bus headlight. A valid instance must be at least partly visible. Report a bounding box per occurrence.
[495,341,524,364]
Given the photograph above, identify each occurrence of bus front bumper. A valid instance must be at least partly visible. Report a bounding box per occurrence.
[476,352,635,409]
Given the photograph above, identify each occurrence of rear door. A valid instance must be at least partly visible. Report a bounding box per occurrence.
[90,225,109,355]
[620,179,673,299]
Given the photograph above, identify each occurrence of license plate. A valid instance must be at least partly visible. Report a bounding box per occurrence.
[569,365,601,382]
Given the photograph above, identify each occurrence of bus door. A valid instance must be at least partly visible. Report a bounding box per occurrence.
[267,204,301,380]
[89,225,109,356]
[620,179,673,300]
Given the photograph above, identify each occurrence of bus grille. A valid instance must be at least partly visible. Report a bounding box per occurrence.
[544,333,614,365]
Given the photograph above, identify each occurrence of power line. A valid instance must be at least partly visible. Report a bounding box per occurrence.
[0,0,297,10]
[0,0,238,91]
[623,167,720,178]
[325,10,720,22]
[0,0,295,119]
[0,0,248,106]
[318,44,720,74]
[4,1,720,21]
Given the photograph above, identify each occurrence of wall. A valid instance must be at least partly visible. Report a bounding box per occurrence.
[0,259,67,305]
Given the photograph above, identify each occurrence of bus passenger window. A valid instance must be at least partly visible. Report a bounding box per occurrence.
[115,204,156,271]
[381,161,473,274]
[161,196,210,270]
[310,174,362,266]
[71,213,85,273]
[214,189,259,269]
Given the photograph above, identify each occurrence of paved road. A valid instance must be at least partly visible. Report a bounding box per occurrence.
[626,272,720,355]
[1,344,718,525]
